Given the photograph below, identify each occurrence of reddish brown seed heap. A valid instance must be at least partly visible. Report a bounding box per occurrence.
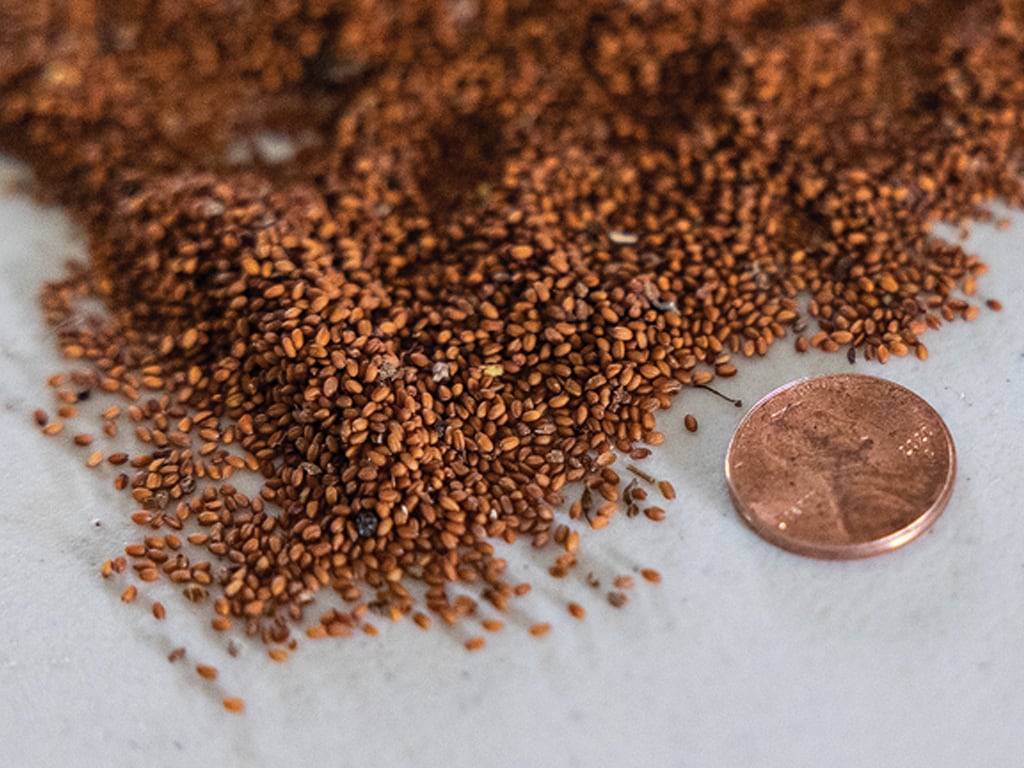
[2,1,1021,647]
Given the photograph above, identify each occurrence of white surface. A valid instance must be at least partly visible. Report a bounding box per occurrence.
[1,154,1023,768]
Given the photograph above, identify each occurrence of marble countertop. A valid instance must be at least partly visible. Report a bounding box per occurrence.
[1,155,1022,768]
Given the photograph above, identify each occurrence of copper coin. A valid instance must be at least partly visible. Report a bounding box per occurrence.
[724,374,956,559]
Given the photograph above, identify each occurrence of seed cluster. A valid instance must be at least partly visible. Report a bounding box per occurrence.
[2,1,1019,649]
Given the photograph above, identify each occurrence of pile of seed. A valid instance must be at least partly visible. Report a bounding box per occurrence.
[2,0,1020,649]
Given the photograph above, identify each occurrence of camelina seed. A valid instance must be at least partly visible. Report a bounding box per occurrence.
[529,623,552,637]
[657,480,677,501]
[196,664,217,681]
[640,569,662,584]
[222,697,244,714]
[607,592,629,609]
[2,0,1016,656]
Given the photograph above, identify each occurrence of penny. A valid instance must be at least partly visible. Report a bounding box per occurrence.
[724,374,956,559]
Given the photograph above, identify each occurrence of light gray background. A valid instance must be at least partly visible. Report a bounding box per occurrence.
[1,155,1022,767]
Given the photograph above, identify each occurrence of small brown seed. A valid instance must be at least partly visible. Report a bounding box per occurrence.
[196,664,218,680]
[607,591,629,608]
[529,622,551,637]
[643,505,666,522]
[657,480,676,500]
[222,697,245,713]
[640,568,662,583]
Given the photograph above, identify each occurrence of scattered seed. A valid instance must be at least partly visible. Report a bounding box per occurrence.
[643,506,666,522]
[464,636,486,652]
[684,415,698,433]
[222,697,245,713]
[607,591,629,608]
[529,622,551,637]
[657,480,676,501]
[196,664,218,680]
[640,568,662,583]
[6,1,1014,660]
[567,602,586,620]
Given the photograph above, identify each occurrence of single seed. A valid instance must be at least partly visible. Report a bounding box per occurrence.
[640,568,662,583]
[644,506,666,522]
[567,602,586,620]
[151,602,166,620]
[464,636,486,652]
[196,664,218,680]
[120,585,137,603]
[684,414,698,433]
[657,480,676,500]
[607,591,629,608]
[529,622,552,637]
[222,697,245,713]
